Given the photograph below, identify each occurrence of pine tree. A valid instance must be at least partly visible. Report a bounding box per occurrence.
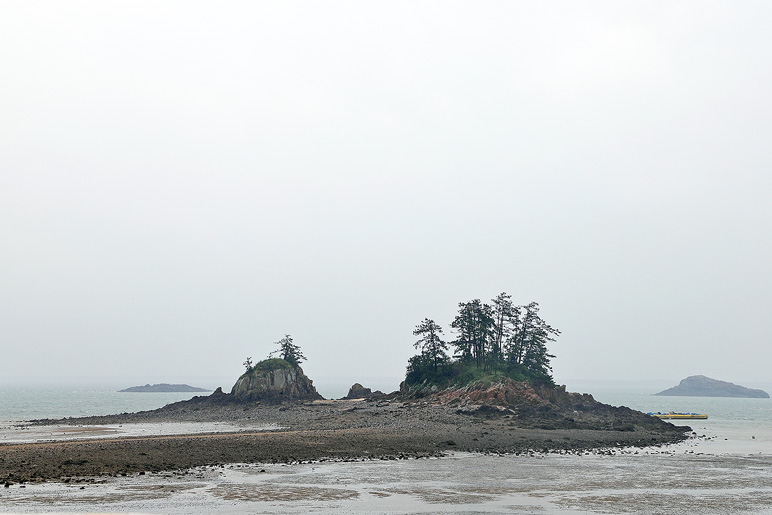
[490,292,519,365]
[451,299,494,369]
[413,318,449,370]
[271,334,306,366]
[505,302,559,378]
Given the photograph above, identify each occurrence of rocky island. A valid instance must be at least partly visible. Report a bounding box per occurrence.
[1,296,692,484]
[119,383,211,393]
[655,375,770,398]
[5,363,688,483]
[4,358,688,483]
[229,358,322,402]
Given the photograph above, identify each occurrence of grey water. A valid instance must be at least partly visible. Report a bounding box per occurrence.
[0,379,399,423]
[0,385,213,423]
[567,379,772,454]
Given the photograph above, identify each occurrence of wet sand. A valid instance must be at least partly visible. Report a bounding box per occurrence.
[3,450,772,514]
[0,421,279,445]
[2,398,766,513]
[0,398,688,484]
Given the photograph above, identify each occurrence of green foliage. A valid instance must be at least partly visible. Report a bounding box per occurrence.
[451,299,493,368]
[413,318,449,370]
[406,358,554,390]
[405,292,559,389]
[253,357,295,371]
[241,334,307,378]
[270,334,306,367]
[239,357,295,379]
[406,354,454,385]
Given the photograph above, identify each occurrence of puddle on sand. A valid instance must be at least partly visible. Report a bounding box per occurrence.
[209,484,360,502]
[3,452,772,514]
[0,421,281,444]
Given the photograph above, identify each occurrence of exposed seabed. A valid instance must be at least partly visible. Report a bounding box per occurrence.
[2,447,772,514]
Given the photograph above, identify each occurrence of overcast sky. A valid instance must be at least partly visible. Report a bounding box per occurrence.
[2,1,771,395]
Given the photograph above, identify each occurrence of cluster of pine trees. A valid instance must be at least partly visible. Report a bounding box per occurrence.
[407,292,560,386]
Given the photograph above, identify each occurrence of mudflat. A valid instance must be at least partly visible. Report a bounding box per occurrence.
[1,398,688,483]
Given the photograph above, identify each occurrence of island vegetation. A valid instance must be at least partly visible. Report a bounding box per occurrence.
[243,334,306,374]
[405,292,560,390]
[233,334,321,402]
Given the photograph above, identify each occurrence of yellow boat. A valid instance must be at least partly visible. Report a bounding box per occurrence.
[649,412,708,420]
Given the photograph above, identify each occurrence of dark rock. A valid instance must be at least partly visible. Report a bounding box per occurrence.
[405,378,683,434]
[344,383,372,399]
[342,383,385,400]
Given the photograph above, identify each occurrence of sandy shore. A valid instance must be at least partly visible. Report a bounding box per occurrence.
[3,450,772,514]
[0,398,688,484]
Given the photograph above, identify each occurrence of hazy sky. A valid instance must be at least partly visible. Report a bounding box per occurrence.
[2,1,771,394]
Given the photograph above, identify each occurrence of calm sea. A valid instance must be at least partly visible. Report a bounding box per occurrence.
[567,379,772,454]
[0,380,386,423]
[0,386,214,423]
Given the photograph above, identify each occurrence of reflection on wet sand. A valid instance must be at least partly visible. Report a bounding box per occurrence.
[3,451,772,514]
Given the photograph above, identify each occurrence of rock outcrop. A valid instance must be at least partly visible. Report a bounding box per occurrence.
[402,378,681,432]
[343,383,385,399]
[344,383,372,399]
[230,359,323,402]
[655,375,769,398]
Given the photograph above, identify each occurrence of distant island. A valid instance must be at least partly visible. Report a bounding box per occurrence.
[655,375,769,398]
[119,384,212,393]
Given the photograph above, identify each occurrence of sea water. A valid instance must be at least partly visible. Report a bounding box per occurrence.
[0,380,384,423]
[567,380,772,454]
[0,385,214,423]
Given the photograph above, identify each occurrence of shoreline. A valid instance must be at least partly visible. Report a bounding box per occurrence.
[0,425,688,484]
[1,397,690,484]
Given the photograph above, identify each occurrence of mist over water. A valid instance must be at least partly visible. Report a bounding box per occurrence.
[2,2,771,512]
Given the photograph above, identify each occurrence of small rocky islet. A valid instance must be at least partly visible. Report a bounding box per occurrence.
[119,383,211,393]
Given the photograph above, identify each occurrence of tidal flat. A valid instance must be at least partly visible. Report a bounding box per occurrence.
[2,450,772,514]
[0,395,743,513]
[0,397,688,483]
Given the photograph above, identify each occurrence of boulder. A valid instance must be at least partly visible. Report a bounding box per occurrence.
[344,383,372,399]
[230,359,323,402]
[343,383,386,399]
